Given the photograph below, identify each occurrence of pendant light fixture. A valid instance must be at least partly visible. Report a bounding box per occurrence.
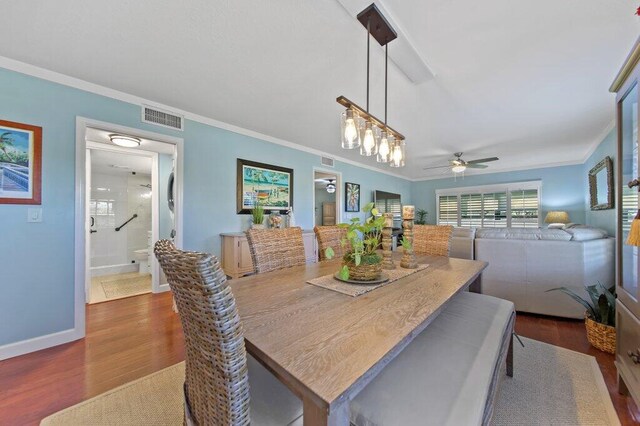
[338,3,405,168]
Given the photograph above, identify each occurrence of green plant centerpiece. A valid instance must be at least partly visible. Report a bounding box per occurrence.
[546,283,616,353]
[251,204,265,229]
[325,202,385,281]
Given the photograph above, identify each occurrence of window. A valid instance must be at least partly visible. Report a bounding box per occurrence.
[436,181,541,228]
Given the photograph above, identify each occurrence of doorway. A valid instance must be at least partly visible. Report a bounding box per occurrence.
[313,170,342,226]
[74,118,183,333]
[86,146,158,303]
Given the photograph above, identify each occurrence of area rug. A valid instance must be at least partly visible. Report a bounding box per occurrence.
[40,338,620,425]
[101,275,151,299]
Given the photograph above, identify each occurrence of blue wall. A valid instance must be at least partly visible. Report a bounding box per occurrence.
[584,129,617,236]
[411,164,587,226]
[0,68,412,347]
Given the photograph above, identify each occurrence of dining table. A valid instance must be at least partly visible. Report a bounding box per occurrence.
[227,253,487,426]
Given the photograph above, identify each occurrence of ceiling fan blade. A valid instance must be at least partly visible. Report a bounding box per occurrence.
[466,157,499,164]
[466,164,488,169]
[423,165,453,170]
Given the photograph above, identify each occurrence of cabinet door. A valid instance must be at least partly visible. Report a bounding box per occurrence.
[239,238,254,271]
[619,79,640,316]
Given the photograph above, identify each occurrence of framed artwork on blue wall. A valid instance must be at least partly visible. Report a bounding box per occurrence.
[345,182,360,212]
[0,119,42,205]
[237,159,293,214]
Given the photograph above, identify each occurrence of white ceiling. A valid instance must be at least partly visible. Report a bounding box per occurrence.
[1,1,637,179]
[315,171,337,189]
[91,149,152,176]
[86,127,175,155]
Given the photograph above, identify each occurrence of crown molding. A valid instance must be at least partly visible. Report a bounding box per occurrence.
[580,119,616,164]
[0,56,411,181]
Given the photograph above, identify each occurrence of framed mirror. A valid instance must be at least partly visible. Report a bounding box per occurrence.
[589,156,614,210]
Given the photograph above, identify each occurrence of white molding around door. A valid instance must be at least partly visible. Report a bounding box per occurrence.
[312,167,343,226]
[74,117,184,345]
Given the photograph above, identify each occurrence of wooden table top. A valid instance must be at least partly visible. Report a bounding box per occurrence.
[228,254,487,412]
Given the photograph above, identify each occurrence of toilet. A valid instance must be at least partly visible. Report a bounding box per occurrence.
[133,249,150,275]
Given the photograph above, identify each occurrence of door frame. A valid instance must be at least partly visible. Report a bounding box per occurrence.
[85,141,160,302]
[74,117,184,338]
[312,167,342,226]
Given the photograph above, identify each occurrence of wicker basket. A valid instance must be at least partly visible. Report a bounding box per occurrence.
[585,316,616,354]
[345,261,382,281]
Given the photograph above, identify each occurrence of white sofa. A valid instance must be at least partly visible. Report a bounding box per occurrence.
[450,226,615,319]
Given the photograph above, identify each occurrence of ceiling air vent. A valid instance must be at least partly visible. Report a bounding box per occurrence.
[141,105,184,131]
[321,156,335,167]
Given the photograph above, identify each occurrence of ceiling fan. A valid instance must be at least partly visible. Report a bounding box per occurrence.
[315,178,336,193]
[423,152,499,173]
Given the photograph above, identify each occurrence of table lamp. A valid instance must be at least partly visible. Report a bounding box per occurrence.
[544,211,570,228]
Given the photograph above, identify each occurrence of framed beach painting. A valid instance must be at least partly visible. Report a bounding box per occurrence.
[0,119,42,204]
[237,159,293,214]
[345,182,360,212]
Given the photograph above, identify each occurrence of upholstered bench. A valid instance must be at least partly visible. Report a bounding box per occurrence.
[350,291,515,426]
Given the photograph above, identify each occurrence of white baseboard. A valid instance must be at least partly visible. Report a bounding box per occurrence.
[156,283,170,293]
[0,327,83,361]
[91,263,139,277]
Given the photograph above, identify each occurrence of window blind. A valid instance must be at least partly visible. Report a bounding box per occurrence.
[436,181,540,228]
[460,194,483,227]
[437,195,458,225]
[510,189,539,228]
[482,192,508,227]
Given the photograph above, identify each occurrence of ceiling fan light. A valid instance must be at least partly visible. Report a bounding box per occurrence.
[340,109,361,149]
[109,134,141,148]
[451,165,466,173]
[326,180,336,193]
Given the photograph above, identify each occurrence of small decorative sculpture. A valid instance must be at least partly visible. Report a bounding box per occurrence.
[401,205,418,269]
[382,213,395,270]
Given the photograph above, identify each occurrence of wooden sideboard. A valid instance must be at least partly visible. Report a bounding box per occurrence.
[220,230,318,279]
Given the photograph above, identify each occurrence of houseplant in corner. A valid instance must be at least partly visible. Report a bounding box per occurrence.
[415,208,428,225]
[546,283,616,354]
[251,204,265,229]
[325,202,385,281]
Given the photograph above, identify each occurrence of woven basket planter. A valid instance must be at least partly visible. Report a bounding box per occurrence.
[585,316,616,354]
[344,261,382,281]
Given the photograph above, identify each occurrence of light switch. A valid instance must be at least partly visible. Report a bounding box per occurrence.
[27,208,42,223]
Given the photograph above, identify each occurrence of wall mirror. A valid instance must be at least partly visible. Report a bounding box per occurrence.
[589,156,614,210]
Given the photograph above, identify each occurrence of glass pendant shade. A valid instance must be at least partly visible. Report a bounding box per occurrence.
[389,139,405,168]
[360,121,379,156]
[340,109,361,149]
[377,131,392,163]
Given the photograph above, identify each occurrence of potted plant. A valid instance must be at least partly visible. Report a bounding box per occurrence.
[325,202,385,281]
[415,208,428,225]
[251,204,265,229]
[546,283,616,354]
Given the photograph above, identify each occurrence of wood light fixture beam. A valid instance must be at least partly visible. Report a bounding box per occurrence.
[336,95,405,141]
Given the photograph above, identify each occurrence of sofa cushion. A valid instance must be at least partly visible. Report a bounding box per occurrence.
[564,227,608,241]
[475,228,572,241]
[452,227,476,238]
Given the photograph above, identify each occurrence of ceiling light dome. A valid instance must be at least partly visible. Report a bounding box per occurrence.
[451,164,466,173]
[110,134,141,148]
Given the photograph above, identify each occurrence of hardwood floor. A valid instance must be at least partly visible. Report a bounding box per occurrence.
[0,292,638,425]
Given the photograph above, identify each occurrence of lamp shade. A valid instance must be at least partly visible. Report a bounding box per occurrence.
[544,211,570,224]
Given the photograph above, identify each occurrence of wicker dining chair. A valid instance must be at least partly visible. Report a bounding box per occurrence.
[313,225,351,261]
[246,227,306,274]
[154,240,302,426]
[413,225,454,256]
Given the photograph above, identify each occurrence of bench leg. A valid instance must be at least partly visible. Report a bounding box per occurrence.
[506,333,514,378]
